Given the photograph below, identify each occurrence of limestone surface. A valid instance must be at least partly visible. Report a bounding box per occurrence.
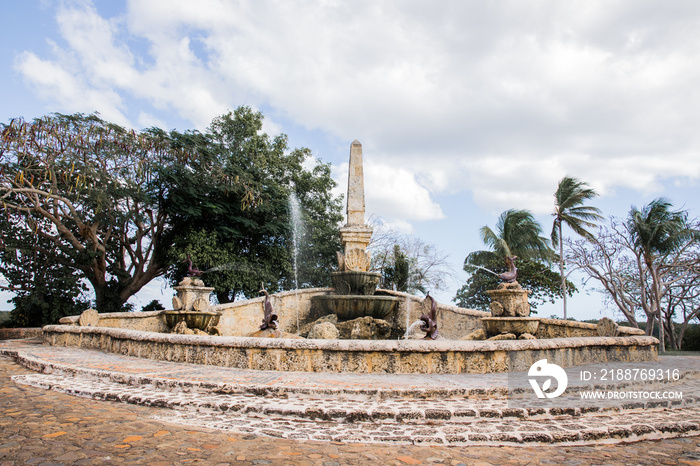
[300,314,339,337]
[336,316,392,340]
[486,282,531,317]
[487,333,516,341]
[308,322,340,339]
[597,317,620,337]
[78,309,99,327]
[461,329,487,341]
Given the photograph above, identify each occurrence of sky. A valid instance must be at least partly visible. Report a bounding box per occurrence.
[2,0,700,321]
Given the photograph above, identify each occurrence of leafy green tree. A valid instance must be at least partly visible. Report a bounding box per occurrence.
[381,244,411,292]
[0,113,252,312]
[0,215,90,326]
[551,176,602,318]
[140,300,165,313]
[165,107,342,302]
[627,198,698,352]
[469,209,552,265]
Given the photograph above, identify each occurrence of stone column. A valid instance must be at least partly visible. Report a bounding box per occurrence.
[346,140,366,226]
[339,140,373,271]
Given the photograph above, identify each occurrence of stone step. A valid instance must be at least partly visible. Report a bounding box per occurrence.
[5,340,700,446]
[11,370,699,421]
[12,372,700,445]
[8,347,698,401]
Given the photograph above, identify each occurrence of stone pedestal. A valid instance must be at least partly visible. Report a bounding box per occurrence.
[172,277,215,312]
[338,225,373,271]
[483,281,538,339]
[167,277,219,333]
[485,282,531,317]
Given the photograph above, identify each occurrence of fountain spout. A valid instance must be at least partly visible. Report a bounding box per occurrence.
[419,292,439,340]
[498,256,518,283]
[185,254,203,277]
[259,285,279,330]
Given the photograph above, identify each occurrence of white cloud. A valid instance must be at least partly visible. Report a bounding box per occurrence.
[14,0,700,223]
[15,51,130,126]
[333,155,445,232]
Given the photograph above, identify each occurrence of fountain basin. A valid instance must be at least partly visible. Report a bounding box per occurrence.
[482,317,540,337]
[330,271,381,295]
[311,294,399,321]
[42,325,659,374]
[163,310,220,331]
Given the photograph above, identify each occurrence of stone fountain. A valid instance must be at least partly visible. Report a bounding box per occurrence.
[481,257,539,339]
[310,140,400,337]
[48,140,658,373]
[164,275,221,335]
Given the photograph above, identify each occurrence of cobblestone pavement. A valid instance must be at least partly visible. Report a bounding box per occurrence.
[2,340,700,465]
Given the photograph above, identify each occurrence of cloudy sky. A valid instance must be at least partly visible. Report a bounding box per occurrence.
[3,0,700,319]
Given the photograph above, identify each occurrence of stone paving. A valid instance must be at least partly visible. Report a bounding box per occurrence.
[2,338,700,464]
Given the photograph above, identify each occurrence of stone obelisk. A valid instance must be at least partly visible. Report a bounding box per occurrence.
[338,140,373,272]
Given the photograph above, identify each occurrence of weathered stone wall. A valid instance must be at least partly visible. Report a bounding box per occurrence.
[535,318,645,339]
[54,290,644,342]
[59,311,168,333]
[379,291,488,339]
[211,288,488,338]
[42,325,658,374]
[0,328,43,340]
[211,288,332,335]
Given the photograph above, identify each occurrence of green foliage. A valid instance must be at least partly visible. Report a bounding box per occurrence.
[476,209,552,262]
[0,112,214,312]
[681,324,700,352]
[0,215,89,326]
[140,300,165,313]
[551,175,602,318]
[456,208,574,311]
[382,244,412,292]
[0,108,341,314]
[165,107,342,302]
[628,198,696,265]
[453,256,577,311]
[551,176,602,247]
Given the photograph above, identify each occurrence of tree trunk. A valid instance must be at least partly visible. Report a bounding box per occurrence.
[559,223,567,319]
[216,291,233,305]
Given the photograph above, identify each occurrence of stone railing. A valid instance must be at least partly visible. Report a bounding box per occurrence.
[535,318,645,339]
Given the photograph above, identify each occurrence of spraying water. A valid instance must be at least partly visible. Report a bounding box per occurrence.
[404,298,412,339]
[288,192,304,334]
[405,319,424,339]
[467,264,500,277]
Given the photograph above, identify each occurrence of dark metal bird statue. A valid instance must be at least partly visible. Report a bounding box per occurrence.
[419,292,439,340]
[259,285,278,331]
[185,254,203,277]
[498,256,518,283]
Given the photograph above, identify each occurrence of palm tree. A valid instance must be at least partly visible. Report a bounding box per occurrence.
[551,176,603,319]
[469,209,552,266]
[627,198,695,353]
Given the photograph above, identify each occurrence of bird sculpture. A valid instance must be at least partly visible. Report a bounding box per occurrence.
[185,254,203,277]
[419,292,439,340]
[497,256,518,283]
[259,285,279,331]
